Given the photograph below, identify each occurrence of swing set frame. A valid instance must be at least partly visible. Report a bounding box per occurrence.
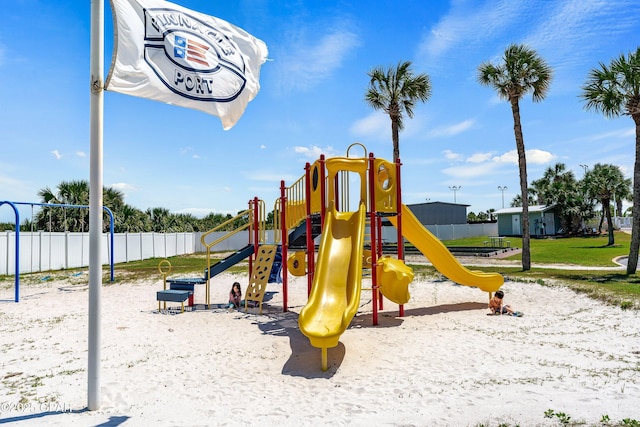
[0,200,115,302]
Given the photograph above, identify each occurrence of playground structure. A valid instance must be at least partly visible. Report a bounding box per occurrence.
[162,144,503,370]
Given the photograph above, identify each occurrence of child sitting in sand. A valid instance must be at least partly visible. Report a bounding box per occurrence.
[488,290,523,317]
[228,282,242,311]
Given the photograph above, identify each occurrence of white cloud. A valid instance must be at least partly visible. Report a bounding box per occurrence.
[418,1,530,59]
[575,127,636,142]
[491,151,517,164]
[428,119,475,138]
[260,144,267,149]
[522,0,640,69]
[51,150,62,160]
[443,147,555,178]
[350,112,389,139]
[487,94,503,106]
[492,149,556,165]
[526,149,557,164]
[275,23,360,92]
[417,0,640,78]
[110,182,137,195]
[351,108,429,141]
[443,149,462,160]
[467,152,494,163]
[178,146,202,159]
[76,151,86,157]
[293,145,336,160]
[442,162,497,178]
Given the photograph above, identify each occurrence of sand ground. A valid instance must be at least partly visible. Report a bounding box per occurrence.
[0,267,639,426]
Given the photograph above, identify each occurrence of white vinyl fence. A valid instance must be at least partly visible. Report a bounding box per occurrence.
[613,216,632,229]
[0,230,264,275]
[1,224,495,276]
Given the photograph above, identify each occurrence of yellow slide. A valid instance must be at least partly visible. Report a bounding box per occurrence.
[389,204,503,293]
[298,202,366,370]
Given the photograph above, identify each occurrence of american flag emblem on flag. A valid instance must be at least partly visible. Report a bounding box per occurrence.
[173,36,210,67]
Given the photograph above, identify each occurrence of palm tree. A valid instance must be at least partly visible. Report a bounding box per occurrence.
[510,193,537,208]
[583,164,632,245]
[36,180,89,232]
[581,48,640,273]
[115,204,149,232]
[146,207,172,232]
[36,180,125,232]
[103,186,125,233]
[478,44,553,271]
[531,163,590,234]
[365,60,432,162]
[487,208,496,221]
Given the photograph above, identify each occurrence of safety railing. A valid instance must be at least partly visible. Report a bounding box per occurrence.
[200,209,253,250]
[283,174,307,229]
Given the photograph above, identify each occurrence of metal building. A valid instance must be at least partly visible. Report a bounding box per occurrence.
[406,202,469,225]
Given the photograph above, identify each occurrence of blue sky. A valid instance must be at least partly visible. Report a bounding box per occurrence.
[1,0,639,223]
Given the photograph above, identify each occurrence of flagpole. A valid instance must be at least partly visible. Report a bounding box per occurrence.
[88,0,104,411]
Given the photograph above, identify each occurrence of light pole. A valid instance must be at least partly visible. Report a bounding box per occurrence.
[448,186,461,203]
[498,186,508,208]
[580,164,589,175]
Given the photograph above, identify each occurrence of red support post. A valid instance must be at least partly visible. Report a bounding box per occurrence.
[304,163,314,296]
[280,180,288,312]
[319,155,326,230]
[247,200,254,275]
[395,158,404,317]
[367,154,379,326]
[377,212,384,312]
[253,197,260,254]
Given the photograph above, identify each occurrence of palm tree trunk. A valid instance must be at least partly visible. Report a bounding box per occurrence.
[391,115,400,163]
[616,198,623,217]
[627,118,640,273]
[511,97,531,271]
[598,209,605,233]
[604,199,615,246]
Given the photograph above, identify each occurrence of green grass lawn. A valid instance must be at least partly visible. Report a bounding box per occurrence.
[435,231,639,309]
[444,231,630,266]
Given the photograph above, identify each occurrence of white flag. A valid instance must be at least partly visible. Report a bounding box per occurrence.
[106,0,268,130]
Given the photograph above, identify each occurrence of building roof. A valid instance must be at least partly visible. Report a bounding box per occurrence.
[407,201,471,208]
[493,205,556,215]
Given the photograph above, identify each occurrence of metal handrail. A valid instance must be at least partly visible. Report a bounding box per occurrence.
[273,199,282,244]
[284,174,306,229]
[200,209,251,249]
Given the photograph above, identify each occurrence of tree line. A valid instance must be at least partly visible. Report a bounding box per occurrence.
[465,162,631,235]
[511,162,630,245]
[4,160,628,242]
[0,179,252,233]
